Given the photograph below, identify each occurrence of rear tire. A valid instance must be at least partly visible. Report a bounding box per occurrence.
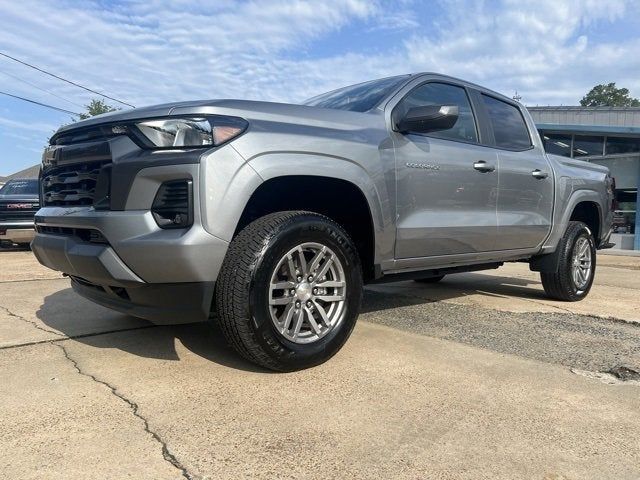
[214,211,363,371]
[414,275,445,284]
[540,221,596,301]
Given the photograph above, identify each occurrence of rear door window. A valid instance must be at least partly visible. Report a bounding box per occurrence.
[481,95,532,150]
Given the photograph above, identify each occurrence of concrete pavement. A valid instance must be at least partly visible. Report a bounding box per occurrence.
[1,250,639,479]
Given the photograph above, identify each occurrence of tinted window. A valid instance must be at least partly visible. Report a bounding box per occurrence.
[396,82,477,142]
[303,75,410,112]
[573,135,604,157]
[0,179,39,195]
[541,133,571,157]
[482,95,531,150]
[606,136,640,155]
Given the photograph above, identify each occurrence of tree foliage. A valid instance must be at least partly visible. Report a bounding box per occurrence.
[580,83,640,107]
[78,99,119,120]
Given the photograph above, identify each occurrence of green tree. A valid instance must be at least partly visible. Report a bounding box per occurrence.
[77,99,119,120]
[580,83,640,107]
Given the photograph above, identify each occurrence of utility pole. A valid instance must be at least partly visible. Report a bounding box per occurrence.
[513,91,522,102]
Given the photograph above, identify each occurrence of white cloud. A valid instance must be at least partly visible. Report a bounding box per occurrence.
[0,0,381,108]
[403,0,640,105]
[0,0,638,124]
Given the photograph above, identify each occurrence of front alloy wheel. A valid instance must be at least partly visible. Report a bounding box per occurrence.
[268,243,347,344]
[214,211,362,371]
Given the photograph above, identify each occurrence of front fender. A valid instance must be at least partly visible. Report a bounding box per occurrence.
[247,152,393,263]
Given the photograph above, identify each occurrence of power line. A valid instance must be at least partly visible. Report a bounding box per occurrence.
[0,68,86,109]
[0,51,135,108]
[0,90,82,116]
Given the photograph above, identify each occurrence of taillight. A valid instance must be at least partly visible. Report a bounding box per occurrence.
[151,180,193,229]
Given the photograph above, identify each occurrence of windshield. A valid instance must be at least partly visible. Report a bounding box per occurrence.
[0,179,39,196]
[303,75,410,112]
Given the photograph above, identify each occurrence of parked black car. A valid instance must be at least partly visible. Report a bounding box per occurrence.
[0,178,40,247]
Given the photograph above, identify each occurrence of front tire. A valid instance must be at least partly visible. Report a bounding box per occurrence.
[214,211,363,371]
[540,221,596,301]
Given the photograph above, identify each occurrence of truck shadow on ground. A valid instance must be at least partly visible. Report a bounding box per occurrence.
[36,272,546,371]
[362,272,547,313]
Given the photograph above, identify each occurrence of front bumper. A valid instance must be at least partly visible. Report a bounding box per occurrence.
[33,163,230,324]
[70,277,215,324]
[0,221,35,244]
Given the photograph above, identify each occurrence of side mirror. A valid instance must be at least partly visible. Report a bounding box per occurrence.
[394,105,459,134]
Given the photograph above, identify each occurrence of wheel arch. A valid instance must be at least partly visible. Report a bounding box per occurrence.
[569,200,601,243]
[234,174,378,282]
[543,188,606,254]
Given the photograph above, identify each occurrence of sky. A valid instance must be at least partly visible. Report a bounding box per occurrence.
[1,0,640,175]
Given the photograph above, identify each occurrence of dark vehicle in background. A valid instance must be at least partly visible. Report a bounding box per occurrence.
[0,178,39,248]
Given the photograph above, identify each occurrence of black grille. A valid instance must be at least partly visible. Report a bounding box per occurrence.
[42,160,110,207]
[35,225,109,244]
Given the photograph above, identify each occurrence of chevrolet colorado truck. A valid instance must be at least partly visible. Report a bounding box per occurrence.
[32,73,614,371]
[0,178,39,247]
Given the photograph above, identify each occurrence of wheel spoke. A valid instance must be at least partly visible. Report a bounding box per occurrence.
[305,307,322,335]
[286,254,297,278]
[315,280,345,288]
[271,281,295,291]
[281,304,296,333]
[315,253,333,279]
[292,308,304,339]
[269,296,291,306]
[296,247,308,276]
[312,300,331,327]
[579,241,589,257]
[308,246,326,274]
[316,294,344,303]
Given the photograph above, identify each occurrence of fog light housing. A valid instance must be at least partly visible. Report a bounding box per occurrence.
[151,180,193,229]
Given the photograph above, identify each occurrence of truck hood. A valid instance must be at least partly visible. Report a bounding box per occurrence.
[54,99,378,135]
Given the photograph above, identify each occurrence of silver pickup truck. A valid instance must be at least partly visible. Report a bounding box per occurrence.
[32,73,614,371]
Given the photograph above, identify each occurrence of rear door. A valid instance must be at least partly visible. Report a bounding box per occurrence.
[479,94,553,249]
[390,81,499,258]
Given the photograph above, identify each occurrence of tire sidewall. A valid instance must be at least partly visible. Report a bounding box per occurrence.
[247,215,362,370]
[564,224,596,299]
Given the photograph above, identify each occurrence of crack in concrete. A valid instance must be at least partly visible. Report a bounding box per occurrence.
[56,343,195,480]
[0,304,66,337]
[0,277,66,284]
[0,324,158,351]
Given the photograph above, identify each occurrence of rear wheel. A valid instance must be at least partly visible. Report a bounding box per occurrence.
[540,221,596,301]
[214,211,362,371]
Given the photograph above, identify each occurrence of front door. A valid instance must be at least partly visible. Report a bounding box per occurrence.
[391,82,499,259]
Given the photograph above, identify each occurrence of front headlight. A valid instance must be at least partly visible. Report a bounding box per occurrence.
[134,116,247,149]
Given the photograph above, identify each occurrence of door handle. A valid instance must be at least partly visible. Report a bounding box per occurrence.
[531,169,548,179]
[473,161,495,173]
